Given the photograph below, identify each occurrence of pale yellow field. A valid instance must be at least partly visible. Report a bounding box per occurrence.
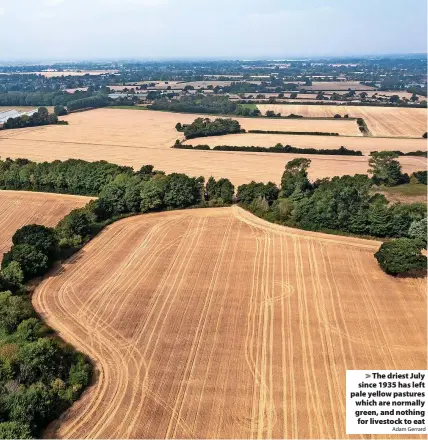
[34,207,426,439]
[0,106,54,113]
[36,70,118,77]
[257,104,428,137]
[0,109,425,187]
[0,108,362,147]
[301,81,376,91]
[0,190,92,259]
[183,132,427,155]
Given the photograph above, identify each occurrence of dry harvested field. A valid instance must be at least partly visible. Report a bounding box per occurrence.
[35,70,118,77]
[0,109,425,187]
[257,104,428,138]
[183,132,427,156]
[0,106,54,113]
[301,81,376,91]
[34,207,426,439]
[0,190,92,258]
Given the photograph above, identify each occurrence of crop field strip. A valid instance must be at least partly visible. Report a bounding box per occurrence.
[0,190,93,258]
[0,108,426,187]
[33,207,426,439]
[257,104,428,138]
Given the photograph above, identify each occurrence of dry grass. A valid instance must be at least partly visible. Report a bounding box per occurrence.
[0,108,425,187]
[257,104,428,138]
[34,207,426,439]
[0,190,92,258]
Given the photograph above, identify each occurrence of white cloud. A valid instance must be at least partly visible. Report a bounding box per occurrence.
[0,7,5,15]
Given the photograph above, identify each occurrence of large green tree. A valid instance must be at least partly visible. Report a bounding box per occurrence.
[375,238,427,275]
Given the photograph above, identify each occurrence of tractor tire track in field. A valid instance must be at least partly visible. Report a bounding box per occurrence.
[32,207,426,439]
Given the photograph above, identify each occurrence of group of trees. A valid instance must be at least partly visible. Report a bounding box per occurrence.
[236,157,427,275]
[177,118,243,139]
[2,108,61,130]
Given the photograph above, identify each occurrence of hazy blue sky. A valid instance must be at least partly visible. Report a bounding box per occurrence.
[0,0,426,61]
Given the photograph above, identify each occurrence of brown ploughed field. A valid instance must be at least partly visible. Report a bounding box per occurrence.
[0,109,425,187]
[34,207,426,439]
[0,190,92,258]
[257,104,428,138]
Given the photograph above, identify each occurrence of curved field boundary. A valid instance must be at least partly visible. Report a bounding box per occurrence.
[33,207,426,439]
[0,190,94,258]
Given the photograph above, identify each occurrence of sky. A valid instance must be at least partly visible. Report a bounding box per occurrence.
[0,0,426,61]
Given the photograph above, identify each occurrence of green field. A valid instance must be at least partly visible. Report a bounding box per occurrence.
[380,183,427,197]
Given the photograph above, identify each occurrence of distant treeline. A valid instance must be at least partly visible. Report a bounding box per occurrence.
[0,89,111,108]
[248,129,340,136]
[173,143,363,156]
[67,95,110,112]
[149,95,261,116]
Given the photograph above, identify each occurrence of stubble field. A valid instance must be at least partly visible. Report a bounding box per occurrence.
[257,104,428,138]
[0,190,93,258]
[33,207,426,439]
[0,109,426,187]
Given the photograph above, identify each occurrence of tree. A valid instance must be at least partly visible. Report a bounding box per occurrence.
[163,174,203,209]
[56,209,94,244]
[0,422,32,439]
[280,158,312,198]
[374,238,427,275]
[54,105,68,116]
[1,261,24,287]
[16,318,47,342]
[1,245,49,281]
[12,225,58,260]
[0,291,33,333]
[408,218,427,246]
[96,183,127,219]
[368,201,392,237]
[368,151,405,186]
[140,178,167,213]
[205,177,234,204]
[5,382,58,434]
[18,338,59,384]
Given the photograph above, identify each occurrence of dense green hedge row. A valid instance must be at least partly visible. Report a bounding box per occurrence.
[0,159,133,196]
[173,143,363,156]
[370,150,428,158]
[248,129,339,136]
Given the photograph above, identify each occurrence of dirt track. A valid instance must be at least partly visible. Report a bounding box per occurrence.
[33,207,426,439]
[0,190,92,258]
